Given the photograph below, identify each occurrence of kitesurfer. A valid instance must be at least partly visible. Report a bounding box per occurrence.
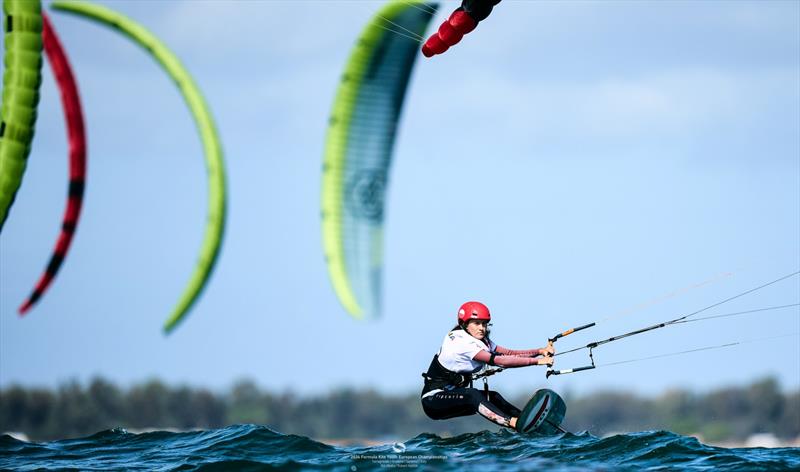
[421,301,554,430]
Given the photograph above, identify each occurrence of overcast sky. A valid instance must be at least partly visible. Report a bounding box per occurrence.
[1,0,798,397]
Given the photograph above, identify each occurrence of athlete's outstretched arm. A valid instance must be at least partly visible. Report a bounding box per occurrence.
[474,350,552,367]
[495,345,555,357]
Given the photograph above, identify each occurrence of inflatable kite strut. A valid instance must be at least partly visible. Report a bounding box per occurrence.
[19,12,87,315]
[52,0,227,334]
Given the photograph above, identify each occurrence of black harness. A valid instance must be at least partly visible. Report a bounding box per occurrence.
[421,354,474,396]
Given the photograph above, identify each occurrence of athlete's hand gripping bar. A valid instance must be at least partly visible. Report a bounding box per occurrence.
[542,322,596,378]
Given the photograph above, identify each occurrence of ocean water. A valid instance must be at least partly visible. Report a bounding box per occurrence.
[1,425,798,471]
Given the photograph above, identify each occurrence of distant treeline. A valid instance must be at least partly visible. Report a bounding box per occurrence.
[1,377,797,442]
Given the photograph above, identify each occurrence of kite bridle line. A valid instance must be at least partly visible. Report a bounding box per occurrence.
[474,330,800,382]
[478,272,736,379]
[538,271,734,354]
[545,271,800,378]
[374,1,438,44]
[469,272,798,381]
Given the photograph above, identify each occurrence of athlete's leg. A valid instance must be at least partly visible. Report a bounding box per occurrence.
[465,389,516,428]
[487,391,522,418]
[476,400,514,428]
[422,388,514,427]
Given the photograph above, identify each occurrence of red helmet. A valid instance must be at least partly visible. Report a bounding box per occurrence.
[457,301,491,324]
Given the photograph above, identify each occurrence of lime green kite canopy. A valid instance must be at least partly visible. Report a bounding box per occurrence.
[0,0,43,231]
[322,1,437,319]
